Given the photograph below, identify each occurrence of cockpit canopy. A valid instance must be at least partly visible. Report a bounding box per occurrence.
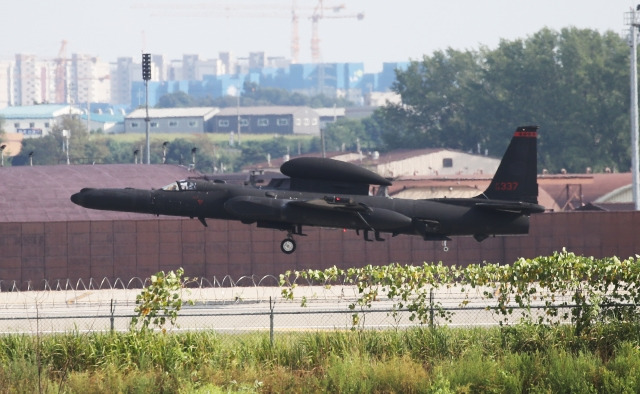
[161,180,197,191]
[161,179,226,192]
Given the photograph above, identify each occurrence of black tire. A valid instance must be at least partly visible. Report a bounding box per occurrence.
[280,238,296,254]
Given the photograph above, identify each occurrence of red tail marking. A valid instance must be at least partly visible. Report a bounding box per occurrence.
[514,131,537,138]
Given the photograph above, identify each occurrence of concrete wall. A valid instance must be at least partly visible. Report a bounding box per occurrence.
[1,211,639,289]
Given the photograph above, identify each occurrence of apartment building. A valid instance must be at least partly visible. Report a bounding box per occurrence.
[0,51,407,111]
[68,54,111,105]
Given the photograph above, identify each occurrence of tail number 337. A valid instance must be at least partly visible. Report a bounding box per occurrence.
[495,181,519,191]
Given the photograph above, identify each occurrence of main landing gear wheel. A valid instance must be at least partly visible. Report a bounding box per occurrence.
[280,238,296,254]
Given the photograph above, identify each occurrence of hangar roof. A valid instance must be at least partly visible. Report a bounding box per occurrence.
[0,104,81,119]
[126,107,219,120]
[0,164,197,222]
[216,106,316,116]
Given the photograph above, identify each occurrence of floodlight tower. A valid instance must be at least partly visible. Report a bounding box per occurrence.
[142,53,152,164]
[625,6,640,210]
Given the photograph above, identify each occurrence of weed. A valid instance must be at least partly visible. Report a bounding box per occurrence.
[0,324,639,392]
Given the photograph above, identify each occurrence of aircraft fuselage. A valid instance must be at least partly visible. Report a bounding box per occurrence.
[71,181,533,240]
[70,126,545,253]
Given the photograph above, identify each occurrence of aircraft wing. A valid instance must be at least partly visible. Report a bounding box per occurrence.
[474,201,545,214]
[224,195,412,232]
[288,196,370,212]
[289,197,413,231]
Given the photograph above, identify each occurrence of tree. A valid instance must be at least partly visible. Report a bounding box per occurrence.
[238,137,294,168]
[13,114,116,166]
[378,48,485,151]
[12,136,62,166]
[377,28,630,173]
[156,91,197,108]
[156,82,353,110]
[317,118,378,153]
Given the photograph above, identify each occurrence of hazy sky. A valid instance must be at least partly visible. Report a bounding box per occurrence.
[2,0,635,73]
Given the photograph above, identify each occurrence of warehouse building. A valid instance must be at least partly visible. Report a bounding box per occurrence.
[0,104,82,138]
[124,107,219,134]
[211,106,321,136]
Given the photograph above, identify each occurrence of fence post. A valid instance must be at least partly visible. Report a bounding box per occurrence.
[429,288,434,329]
[110,299,115,332]
[269,297,275,346]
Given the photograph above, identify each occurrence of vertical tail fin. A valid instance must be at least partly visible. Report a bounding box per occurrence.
[480,125,539,203]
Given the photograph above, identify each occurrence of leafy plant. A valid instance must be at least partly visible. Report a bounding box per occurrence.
[130,268,195,333]
[279,250,640,333]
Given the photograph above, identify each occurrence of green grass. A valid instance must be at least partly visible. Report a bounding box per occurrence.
[0,324,640,392]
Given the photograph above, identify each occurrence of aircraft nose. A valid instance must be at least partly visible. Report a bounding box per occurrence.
[70,188,94,206]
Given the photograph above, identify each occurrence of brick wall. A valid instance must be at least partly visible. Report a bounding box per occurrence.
[1,211,639,289]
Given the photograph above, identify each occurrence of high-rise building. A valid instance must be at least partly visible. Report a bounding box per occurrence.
[13,54,48,106]
[111,57,132,106]
[182,54,199,81]
[0,61,13,108]
[218,52,234,75]
[68,54,110,105]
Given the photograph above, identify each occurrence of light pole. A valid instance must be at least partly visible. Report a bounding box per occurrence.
[62,129,70,165]
[625,6,640,210]
[142,53,151,164]
[236,84,242,146]
[627,6,640,209]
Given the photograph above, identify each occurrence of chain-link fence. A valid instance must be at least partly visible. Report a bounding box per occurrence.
[0,275,618,341]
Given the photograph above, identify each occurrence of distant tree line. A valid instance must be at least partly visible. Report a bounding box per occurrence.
[372,27,631,173]
[155,81,353,109]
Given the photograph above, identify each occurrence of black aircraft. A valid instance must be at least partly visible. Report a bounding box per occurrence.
[71,126,545,254]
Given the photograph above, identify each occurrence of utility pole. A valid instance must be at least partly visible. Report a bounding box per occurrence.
[142,53,151,164]
[63,130,70,165]
[236,84,241,145]
[625,7,640,210]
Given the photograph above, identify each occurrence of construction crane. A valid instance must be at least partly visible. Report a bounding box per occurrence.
[132,1,362,64]
[291,1,301,63]
[310,0,363,64]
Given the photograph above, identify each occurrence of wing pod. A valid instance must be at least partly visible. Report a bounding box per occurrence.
[281,157,391,186]
[280,157,391,195]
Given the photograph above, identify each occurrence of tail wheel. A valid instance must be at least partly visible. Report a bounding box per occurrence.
[280,238,296,254]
